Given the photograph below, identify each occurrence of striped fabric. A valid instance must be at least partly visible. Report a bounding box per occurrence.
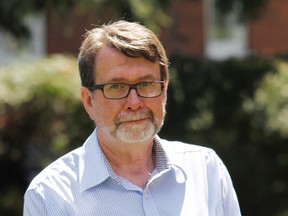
[24,129,241,215]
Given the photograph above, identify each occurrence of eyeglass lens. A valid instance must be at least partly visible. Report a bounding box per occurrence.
[103,82,163,99]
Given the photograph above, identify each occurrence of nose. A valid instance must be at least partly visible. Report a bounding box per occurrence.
[124,89,144,110]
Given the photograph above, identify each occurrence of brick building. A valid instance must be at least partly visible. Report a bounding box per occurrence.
[249,0,288,57]
[46,0,288,60]
[1,0,288,65]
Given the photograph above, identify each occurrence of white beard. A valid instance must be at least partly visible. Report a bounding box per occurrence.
[115,119,156,143]
[100,109,163,143]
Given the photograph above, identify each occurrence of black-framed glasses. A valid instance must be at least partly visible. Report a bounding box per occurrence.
[89,81,165,99]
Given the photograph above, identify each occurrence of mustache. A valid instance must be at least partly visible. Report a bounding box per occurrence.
[115,109,153,124]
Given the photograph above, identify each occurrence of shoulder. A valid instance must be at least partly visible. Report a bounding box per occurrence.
[26,147,82,194]
[24,147,83,215]
[158,138,224,169]
[159,138,216,156]
[158,138,231,186]
[26,130,98,194]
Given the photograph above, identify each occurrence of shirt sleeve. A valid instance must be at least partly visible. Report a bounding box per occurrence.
[23,186,72,216]
[23,189,46,216]
[214,153,242,216]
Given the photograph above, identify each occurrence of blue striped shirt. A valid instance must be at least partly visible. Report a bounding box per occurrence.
[24,129,241,215]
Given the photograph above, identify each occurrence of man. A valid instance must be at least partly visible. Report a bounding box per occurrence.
[24,20,241,215]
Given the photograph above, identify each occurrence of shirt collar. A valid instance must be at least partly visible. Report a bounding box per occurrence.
[79,129,111,192]
[153,136,187,183]
[153,136,169,171]
[79,130,187,192]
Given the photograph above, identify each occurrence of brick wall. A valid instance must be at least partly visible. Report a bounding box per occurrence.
[46,8,117,55]
[47,0,288,58]
[249,0,288,57]
[47,9,85,55]
[46,0,205,58]
[161,0,205,57]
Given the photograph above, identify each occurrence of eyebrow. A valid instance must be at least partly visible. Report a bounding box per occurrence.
[108,75,159,83]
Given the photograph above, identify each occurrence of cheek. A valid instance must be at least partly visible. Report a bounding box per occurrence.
[93,101,121,125]
[150,99,166,118]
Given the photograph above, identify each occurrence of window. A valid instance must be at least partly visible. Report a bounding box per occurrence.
[204,0,248,60]
[0,13,46,65]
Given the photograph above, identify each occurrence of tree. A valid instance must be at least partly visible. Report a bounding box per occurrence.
[0,0,271,41]
[215,0,268,19]
[0,0,171,41]
[160,54,288,216]
[0,55,92,215]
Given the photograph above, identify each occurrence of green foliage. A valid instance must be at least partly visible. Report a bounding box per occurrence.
[248,60,288,137]
[215,0,268,20]
[0,0,171,40]
[1,54,288,215]
[0,55,94,215]
[0,55,80,106]
[160,55,288,216]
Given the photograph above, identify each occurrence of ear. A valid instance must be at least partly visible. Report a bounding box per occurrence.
[81,87,95,120]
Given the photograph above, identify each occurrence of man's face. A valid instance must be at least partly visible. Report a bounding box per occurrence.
[86,46,167,143]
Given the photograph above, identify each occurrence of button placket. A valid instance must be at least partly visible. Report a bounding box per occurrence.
[142,187,160,216]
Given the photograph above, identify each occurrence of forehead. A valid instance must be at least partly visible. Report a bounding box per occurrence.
[95,46,161,83]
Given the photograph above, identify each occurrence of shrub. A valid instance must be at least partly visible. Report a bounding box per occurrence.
[160,54,288,216]
[0,55,94,215]
[1,54,288,216]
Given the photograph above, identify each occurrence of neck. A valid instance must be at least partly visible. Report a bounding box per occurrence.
[97,130,155,189]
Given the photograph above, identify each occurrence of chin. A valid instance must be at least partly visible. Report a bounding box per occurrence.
[115,123,156,143]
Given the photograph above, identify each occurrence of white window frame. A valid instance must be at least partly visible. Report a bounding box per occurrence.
[204,0,248,60]
[0,13,46,66]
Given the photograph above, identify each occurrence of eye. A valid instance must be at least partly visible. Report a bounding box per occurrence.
[108,83,126,90]
[139,82,152,88]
